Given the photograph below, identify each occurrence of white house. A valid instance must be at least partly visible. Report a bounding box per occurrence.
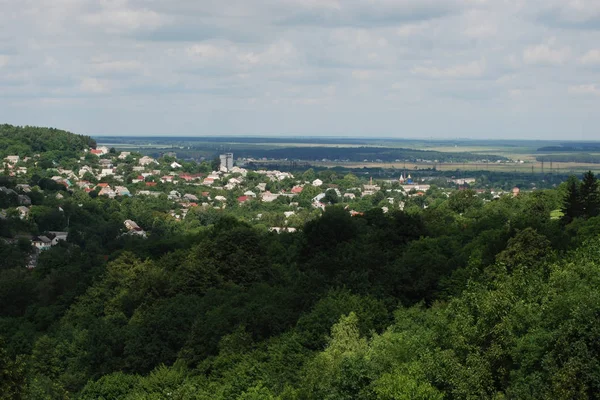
[4,155,19,164]
[139,156,157,166]
[312,179,323,187]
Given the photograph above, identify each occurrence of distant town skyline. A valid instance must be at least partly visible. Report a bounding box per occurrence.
[1,0,600,139]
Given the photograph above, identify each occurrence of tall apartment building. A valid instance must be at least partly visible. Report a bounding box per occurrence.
[219,153,234,171]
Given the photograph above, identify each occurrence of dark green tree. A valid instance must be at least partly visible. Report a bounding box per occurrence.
[580,171,600,218]
[561,176,582,223]
[323,189,339,205]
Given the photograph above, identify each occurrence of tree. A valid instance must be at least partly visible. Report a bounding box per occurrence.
[561,176,582,223]
[580,171,600,218]
[323,189,339,205]
[211,157,221,171]
[0,338,26,399]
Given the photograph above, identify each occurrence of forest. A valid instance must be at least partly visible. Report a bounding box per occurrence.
[537,153,600,164]
[0,125,96,162]
[3,177,600,398]
[3,129,600,399]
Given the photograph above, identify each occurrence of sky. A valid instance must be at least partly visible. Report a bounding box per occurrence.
[1,0,600,139]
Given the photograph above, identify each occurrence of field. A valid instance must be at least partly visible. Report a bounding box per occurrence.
[96,136,600,174]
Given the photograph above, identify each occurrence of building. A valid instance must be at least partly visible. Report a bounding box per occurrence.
[139,156,157,166]
[32,236,52,251]
[4,155,20,164]
[220,153,234,171]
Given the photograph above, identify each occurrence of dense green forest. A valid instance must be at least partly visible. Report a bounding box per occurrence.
[232,147,507,163]
[537,153,600,164]
[3,174,600,398]
[0,125,96,160]
[4,128,600,398]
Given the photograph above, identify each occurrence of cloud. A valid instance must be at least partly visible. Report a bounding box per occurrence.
[536,1,600,30]
[352,70,372,80]
[79,78,109,94]
[1,0,600,138]
[523,40,570,65]
[81,5,166,34]
[464,22,497,38]
[412,59,486,79]
[568,84,600,96]
[186,43,228,59]
[275,0,467,27]
[580,49,600,66]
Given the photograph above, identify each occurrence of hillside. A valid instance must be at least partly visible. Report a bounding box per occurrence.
[0,124,96,159]
[1,127,600,398]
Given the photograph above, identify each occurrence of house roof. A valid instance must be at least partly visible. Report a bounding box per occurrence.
[33,235,52,244]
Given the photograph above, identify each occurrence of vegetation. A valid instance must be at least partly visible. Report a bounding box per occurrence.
[2,128,600,398]
[0,125,96,161]
[537,153,600,164]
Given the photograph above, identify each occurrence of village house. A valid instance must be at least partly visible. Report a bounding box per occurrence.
[79,165,94,177]
[124,219,146,236]
[114,186,131,196]
[237,195,251,204]
[32,236,52,251]
[98,186,116,198]
[48,231,68,246]
[230,166,248,176]
[118,152,131,160]
[100,168,115,177]
[269,227,298,234]
[312,179,323,187]
[137,190,161,197]
[168,190,181,200]
[183,193,199,201]
[139,156,157,166]
[17,206,30,220]
[4,155,20,164]
[261,191,279,202]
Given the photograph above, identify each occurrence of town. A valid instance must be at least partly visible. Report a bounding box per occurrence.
[1,143,529,269]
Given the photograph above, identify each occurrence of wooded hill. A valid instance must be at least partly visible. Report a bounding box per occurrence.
[0,124,96,159]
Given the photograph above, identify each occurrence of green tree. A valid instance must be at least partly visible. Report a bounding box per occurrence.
[580,171,600,218]
[561,175,582,223]
[0,338,26,399]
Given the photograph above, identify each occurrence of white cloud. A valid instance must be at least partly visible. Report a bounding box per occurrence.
[91,60,142,74]
[81,5,166,34]
[464,22,497,38]
[1,0,600,138]
[580,49,600,66]
[568,84,600,96]
[352,70,372,80]
[79,78,109,94]
[396,22,429,36]
[187,44,228,59]
[412,59,486,78]
[523,40,570,65]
